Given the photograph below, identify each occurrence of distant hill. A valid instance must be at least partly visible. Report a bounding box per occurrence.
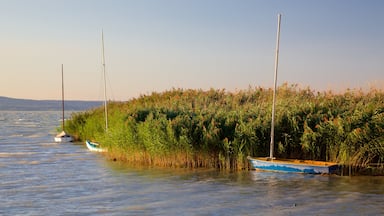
[0,96,102,111]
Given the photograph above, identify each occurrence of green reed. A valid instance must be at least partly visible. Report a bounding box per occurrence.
[65,84,384,173]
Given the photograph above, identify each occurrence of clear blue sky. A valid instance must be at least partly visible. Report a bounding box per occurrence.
[1,0,383,100]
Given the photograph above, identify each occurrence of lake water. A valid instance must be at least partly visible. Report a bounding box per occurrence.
[0,111,383,215]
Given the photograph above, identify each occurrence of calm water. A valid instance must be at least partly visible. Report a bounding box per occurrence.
[0,111,383,215]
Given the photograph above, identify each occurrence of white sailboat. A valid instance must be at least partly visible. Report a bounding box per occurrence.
[86,30,108,152]
[55,64,73,142]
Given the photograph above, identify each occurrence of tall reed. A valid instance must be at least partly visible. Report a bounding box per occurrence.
[65,84,384,173]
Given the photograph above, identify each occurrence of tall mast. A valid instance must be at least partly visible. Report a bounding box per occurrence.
[61,64,65,131]
[102,30,108,131]
[269,14,281,159]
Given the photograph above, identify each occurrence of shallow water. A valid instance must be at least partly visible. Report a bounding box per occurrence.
[0,111,383,215]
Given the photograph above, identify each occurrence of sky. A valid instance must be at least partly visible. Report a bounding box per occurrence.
[1,0,383,101]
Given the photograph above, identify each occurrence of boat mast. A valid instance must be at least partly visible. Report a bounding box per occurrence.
[269,14,281,160]
[102,30,108,131]
[61,64,65,131]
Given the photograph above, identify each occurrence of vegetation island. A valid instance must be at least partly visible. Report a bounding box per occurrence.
[65,83,384,175]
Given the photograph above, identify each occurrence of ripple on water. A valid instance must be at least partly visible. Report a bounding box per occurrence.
[1,111,384,215]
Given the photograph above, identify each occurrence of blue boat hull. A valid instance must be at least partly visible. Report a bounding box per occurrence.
[247,156,339,174]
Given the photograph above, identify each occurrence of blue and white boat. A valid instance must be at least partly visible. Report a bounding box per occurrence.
[247,157,339,174]
[86,140,107,153]
[247,14,338,175]
[85,30,109,153]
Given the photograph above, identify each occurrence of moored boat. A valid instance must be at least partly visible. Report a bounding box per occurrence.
[247,157,339,174]
[55,131,73,143]
[247,14,338,174]
[54,64,73,143]
[85,30,109,152]
[86,140,107,153]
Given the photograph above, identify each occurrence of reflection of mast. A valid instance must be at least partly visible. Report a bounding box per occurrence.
[269,14,281,159]
[102,30,108,131]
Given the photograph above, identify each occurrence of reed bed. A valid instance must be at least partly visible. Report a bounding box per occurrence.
[66,83,384,174]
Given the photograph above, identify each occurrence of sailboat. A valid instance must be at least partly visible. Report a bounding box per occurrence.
[86,30,108,153]
[54,64,73,142]
[247,14,338,174]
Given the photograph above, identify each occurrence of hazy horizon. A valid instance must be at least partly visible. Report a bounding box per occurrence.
[2,81,384,102]
[1,0,383,101]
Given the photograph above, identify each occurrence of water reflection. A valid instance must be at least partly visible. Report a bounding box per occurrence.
[101,161,384,215]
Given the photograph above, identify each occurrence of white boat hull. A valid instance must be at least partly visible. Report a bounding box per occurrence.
[54,136,73,143]
[54,131,73,142]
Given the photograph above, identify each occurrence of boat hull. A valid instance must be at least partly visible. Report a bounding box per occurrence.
[54,131,73,142]
[54,136,73,143]
[86,140,107,153]
[247,156,339,174]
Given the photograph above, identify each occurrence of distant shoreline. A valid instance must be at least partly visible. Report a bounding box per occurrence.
[0,96,102,111]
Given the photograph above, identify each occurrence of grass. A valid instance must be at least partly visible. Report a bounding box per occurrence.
[65,83,384,174]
